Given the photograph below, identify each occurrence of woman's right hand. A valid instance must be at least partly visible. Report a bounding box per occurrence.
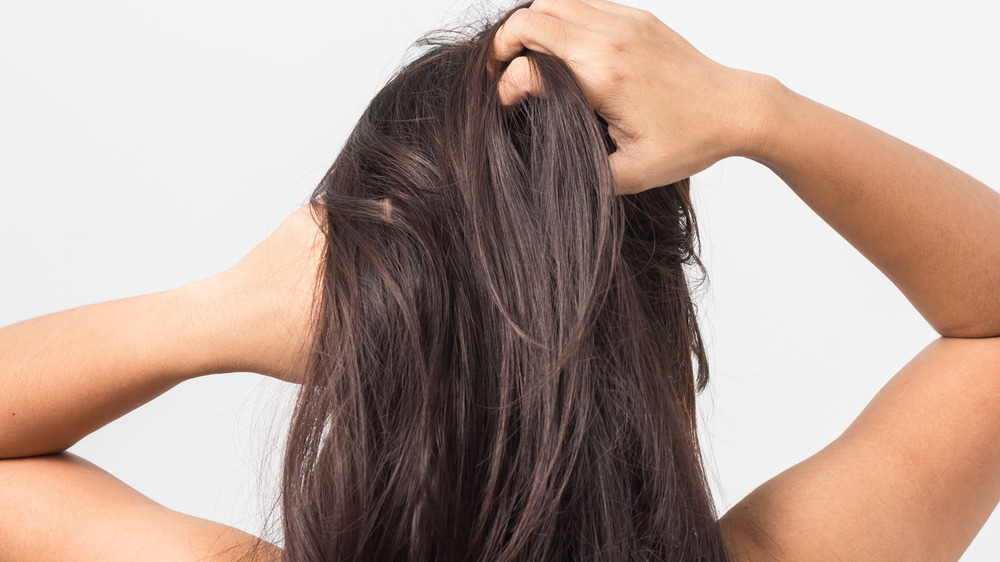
[201,203,326,384]
[492,0,775,194]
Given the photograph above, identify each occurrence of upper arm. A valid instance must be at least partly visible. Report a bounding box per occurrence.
[720,337,1000,561]
[0,453,282,561]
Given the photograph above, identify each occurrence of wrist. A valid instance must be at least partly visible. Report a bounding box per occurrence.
[173,277,252,378]
[729,70,790,163]
[186,267,315,383]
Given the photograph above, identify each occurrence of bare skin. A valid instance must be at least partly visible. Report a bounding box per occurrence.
[0,453,282,561]
[0,207,323,559]
[2,0,1000,559]
[0,204,324,460]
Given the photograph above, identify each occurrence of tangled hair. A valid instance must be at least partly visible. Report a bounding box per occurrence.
[280,4,729,560]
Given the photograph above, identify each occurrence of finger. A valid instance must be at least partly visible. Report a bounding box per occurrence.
[528,0,610,27]
[492,8,579,62]
[497,56,547,106]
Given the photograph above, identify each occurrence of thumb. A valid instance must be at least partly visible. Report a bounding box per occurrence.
[609,146,648,195]
[497,56,547,106]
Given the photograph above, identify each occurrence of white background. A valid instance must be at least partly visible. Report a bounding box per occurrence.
[1,0,998,557]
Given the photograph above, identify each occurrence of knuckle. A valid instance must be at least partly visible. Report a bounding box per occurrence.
[495,9,533,57]
[604,63,628,86]
[510,8,534,30]
[634,8,656,24]
[605,38,629,54]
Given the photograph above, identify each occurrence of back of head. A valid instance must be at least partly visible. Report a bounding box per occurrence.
[281,4,729,560]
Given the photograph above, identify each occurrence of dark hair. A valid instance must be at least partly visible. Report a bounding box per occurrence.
[279,4,729,560]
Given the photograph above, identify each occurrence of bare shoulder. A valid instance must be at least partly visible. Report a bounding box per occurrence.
[719,337,1000,561]
[0,452,282,561]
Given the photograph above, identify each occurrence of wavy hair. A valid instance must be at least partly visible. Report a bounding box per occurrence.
[279,4,729,560]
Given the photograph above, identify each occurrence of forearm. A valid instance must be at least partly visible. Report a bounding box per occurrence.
[748,77,1000,337]
[0,284,228,458]
[0,453,280,560]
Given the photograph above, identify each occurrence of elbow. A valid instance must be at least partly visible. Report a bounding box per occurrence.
[0,436,74,461]
[932,320,1000,340]
[923,300,1000,339]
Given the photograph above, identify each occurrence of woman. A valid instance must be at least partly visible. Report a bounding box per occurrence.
[2,0,999,560]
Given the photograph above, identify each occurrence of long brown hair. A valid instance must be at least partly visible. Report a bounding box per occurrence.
[280,4,729,560]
